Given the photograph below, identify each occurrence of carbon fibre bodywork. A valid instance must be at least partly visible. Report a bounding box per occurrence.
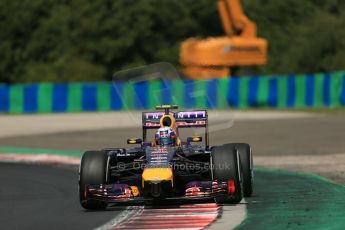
[82,108,237,204]
[79,106,247,209]
[84,145,232,203]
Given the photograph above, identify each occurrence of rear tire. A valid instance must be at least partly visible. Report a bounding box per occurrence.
[211,145,243,204]
[79,150,108,210]
[224,143,253,197]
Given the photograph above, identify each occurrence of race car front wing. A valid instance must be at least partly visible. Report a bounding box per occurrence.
[83,180,236,204]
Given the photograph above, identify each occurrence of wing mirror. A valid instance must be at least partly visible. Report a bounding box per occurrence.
[127,138,142,145]
[187,136,202,144]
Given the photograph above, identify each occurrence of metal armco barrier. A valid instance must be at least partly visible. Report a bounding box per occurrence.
[0,72,344,113]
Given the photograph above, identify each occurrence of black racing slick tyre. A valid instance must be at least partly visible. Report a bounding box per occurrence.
[224,143,254,197]
[79,150,108,210]
[211,145,243,204]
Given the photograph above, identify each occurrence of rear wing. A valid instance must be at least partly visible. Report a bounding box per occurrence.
[142,110,208,129]
[142,110,209,148]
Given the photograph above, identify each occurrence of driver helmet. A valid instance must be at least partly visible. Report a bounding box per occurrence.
[155,127,176,146]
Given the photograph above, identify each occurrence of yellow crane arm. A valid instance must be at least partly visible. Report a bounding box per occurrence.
[179,0,267,79]
[217,0,256,38]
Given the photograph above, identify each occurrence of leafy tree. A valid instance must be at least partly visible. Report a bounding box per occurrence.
[0,0,344,83]
[243,0,345,74]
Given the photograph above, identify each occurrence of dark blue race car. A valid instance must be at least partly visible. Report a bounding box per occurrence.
[79,105,253,210]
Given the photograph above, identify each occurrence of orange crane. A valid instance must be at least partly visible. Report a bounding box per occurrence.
[180,0,268,79]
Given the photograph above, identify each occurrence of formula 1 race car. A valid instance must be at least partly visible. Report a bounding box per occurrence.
[79,105,253,210]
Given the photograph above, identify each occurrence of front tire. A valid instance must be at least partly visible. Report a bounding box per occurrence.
[224,143,253,197]
[211,145,243,204]
[79,150,108,210]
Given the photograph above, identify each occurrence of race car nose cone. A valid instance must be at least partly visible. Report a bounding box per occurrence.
[150,181,163,198]
[142,168,173,185]
[145,180,173,198]
[142,168,174,198]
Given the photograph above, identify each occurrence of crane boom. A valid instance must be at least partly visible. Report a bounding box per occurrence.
[180,0,267,79]
[218,0,256,37]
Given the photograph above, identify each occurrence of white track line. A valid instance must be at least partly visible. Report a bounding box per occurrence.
[208,201,246,230]
[95,206,143,230]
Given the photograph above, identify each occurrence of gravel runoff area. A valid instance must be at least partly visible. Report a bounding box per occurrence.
[0,110,344,184]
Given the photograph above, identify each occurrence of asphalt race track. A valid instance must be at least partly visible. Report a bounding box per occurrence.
[1,114,345,229]
[0,163,123,230]
[1,116,345,156]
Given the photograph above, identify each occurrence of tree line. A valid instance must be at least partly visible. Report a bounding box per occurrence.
[0,0,344,83]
